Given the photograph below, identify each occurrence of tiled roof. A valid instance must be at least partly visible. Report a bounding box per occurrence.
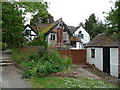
[30,26,37,34]
[35,23,50,33]
[68,26,76,34]
[85,33,120,48]
[25,18,73,36]
[40,20,59,34]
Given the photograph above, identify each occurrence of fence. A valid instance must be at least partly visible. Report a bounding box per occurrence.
[59,49,86,64]
[19,47,86,64]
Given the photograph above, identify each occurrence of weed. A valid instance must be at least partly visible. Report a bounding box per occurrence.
[12,48,71,78]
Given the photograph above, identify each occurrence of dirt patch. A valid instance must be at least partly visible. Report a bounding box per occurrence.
[72,64,101,79]
[73,64,120,87]
[47,72,78,78]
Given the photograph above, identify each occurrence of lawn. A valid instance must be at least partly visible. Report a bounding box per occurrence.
[30,77,119,88]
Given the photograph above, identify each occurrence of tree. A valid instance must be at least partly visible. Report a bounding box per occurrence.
[2,2,25,47]
[105,1,120,38]
[79,22,85,28]
[30,12,54,25]
[84,13,105,39]
[2,1,51,47]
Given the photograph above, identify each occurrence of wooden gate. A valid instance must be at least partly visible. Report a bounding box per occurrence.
[59,49,86,64]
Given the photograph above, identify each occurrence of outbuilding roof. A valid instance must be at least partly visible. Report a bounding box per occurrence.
[70,36,81,42]
[85,33,120,48]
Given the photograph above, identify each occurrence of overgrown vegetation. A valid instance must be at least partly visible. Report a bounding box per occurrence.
[20,33,47,48]
[2,1,52,48]
[12,48,71,78]
[105,1,120,39]
[83,13,107,39]
[0,42,6,51]
[30,77,119,88]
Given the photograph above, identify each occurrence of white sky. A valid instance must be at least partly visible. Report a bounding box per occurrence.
[44,0,115,27]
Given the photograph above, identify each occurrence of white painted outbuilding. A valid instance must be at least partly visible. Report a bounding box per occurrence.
[85,33,120,78]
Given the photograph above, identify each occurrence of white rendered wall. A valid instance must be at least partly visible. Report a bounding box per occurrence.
[74,27,90,44]
[110,48,118,77]
[25,27,37,40]
[87,48,103,71]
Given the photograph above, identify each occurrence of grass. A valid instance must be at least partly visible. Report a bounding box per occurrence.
[30,77,119,88]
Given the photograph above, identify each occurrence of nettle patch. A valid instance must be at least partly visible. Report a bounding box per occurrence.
[12,48,71,78]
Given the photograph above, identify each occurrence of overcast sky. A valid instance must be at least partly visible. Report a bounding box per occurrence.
[43,0,115,27]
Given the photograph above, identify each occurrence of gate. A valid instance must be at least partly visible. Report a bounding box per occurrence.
[59,49,86,64]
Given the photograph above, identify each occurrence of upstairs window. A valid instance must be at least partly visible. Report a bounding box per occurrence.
[81,34,84,39]
[53,34,55,40]
[26,30,31,35]
[50,34,56,40]
[91,49,95,58]
[50,34,53,40]
[78,31,84,39]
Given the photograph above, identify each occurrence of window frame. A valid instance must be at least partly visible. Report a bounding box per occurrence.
[91,49,95,58]
[53,34,55,40]
[50,34,56,41]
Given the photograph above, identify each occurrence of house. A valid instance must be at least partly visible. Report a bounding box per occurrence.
[24,23,50,40]
[68,26,90,49]
[85,33,120,77]
[25,18,72,47]
[73,26,90,45]
[68,26,82,49]
[24,25,37,40]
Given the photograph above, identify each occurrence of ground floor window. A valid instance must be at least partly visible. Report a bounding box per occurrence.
[71,42,76,48]
[91,49,95,58]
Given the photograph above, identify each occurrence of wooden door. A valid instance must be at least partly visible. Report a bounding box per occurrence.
[103,47,110,74]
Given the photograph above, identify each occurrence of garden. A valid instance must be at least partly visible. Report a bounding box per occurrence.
[11,33,119,88]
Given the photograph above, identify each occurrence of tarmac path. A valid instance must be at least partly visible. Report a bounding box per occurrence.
[0,50,30,88]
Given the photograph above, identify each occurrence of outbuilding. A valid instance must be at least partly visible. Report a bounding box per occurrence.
[85,33,120,77]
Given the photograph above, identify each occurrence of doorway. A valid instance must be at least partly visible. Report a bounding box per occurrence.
[103,47,110,74]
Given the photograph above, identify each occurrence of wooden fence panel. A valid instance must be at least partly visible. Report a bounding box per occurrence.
[59,49,86,64]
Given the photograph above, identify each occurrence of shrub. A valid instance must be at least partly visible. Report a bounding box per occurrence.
[12,48,72,78]
[0,42,6,51]
[20,33,47,48]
